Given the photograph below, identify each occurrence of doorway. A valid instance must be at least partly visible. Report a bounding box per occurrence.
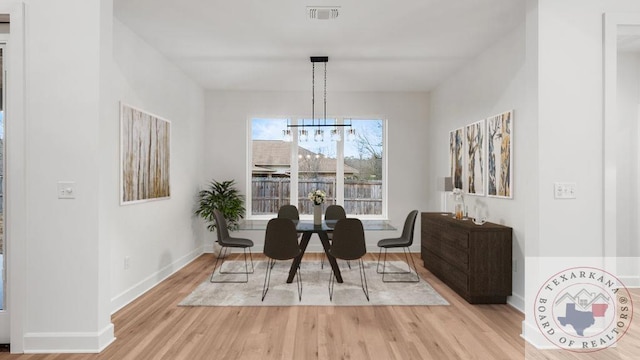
[604,14,640,286]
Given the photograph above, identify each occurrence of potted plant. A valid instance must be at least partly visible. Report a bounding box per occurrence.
[195,179,245,233]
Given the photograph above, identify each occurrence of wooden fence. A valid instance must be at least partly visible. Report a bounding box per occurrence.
[251,178,382,215]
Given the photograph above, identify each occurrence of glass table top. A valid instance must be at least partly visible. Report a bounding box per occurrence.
[237,219,397,231]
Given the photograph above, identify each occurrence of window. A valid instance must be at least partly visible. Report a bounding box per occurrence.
[249,118,386,219]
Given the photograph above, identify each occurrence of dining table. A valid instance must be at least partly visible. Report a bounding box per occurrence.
[237,219,397,284]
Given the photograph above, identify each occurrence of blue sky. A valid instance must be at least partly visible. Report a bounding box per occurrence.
[252,118,382,159]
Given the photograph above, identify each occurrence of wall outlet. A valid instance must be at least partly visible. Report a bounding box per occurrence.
[124,256,131,270]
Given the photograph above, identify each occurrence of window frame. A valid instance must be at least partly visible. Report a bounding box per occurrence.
[247,116,388,220]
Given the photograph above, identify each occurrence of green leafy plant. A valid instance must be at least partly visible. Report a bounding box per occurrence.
[195,179,245,232]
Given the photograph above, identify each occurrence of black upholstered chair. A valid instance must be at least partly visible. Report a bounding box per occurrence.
[322,204,347,269]
[328,218,369,301]
[262,218,303,301]
[278,204,301,242]
[376,210,420,282]
[325,204,346,221]
[277,204,300,220]
[210,209,254,283]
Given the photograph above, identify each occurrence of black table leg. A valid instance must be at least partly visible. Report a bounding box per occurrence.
[287,232,311,283]
[318,231,343,283]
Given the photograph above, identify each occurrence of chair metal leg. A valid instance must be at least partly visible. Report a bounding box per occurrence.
[329,258,368,301]
[262,258,275,301]
[211,247,254,283]
[358,258,370,301]
[328,267,335,301]
[263,259,302,301]
[296,263,302,301]
[376,247,383,273]
[377,247,420,283]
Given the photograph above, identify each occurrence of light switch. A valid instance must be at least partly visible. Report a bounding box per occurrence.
[57,181,76,199]
[554,182,576,199]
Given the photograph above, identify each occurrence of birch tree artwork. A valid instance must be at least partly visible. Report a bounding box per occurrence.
[121,104,171,204]
[449,127,464,190]
[465,120,485,196]
[487,111,512,198]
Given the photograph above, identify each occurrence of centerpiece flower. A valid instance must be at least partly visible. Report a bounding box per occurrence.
[308,189,326,225]
[308,189,326,206]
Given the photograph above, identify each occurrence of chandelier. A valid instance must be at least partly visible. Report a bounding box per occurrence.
[282,56,354,142]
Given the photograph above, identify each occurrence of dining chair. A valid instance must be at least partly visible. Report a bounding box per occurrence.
[376,210,420,282]
[210,209,254,283]
[277,204,299,220]
[322,204,348,269]
[328,218,369,301]
[262,218,303,301]
[278,204,301,243]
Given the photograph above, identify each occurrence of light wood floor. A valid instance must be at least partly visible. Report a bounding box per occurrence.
[0,253,638,359]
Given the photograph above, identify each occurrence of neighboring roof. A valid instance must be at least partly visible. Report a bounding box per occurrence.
[251,165,276,174]
[252,140,359,174]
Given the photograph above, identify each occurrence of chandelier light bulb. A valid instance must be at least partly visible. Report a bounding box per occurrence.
[330,128,341,141]
[347,128,356,141]
[299,129,309,142]
[314,129,324,142]
[282,129,292,142]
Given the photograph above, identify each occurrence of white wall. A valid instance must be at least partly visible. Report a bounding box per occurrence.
[204,90,429,252]
[522,0,640,348]
[5,0,205,352]
[106,19,206,312]
[19,0,111,352]
[427,21,527,311]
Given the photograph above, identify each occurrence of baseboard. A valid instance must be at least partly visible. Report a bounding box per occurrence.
[23,323,115,354]
[521,319,556,350]
[110,247,204,314]
[619,275,640,288]
[203,243,215,253]
[507,292,524,313]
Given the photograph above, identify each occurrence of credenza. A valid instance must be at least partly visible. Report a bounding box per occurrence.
[421,212,512,304]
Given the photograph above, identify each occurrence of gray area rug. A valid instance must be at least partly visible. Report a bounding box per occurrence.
[179,260,449,306]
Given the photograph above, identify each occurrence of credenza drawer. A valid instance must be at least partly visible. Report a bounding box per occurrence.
[423,249,469,295]
[422,241,468,273]
[423,221,469,250]
[440,229,469,249]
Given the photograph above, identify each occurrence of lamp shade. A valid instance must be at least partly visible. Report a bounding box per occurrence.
[443,177,453,192]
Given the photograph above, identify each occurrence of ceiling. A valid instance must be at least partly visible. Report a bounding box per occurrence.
[115,1,525,92]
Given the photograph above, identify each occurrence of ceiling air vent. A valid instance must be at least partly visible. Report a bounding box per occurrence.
[307,6,340,20]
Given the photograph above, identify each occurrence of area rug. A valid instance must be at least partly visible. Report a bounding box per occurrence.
[179,260,449,306]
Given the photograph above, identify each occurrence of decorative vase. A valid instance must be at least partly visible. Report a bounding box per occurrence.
[453,196,464,220]
[313,205,322,225]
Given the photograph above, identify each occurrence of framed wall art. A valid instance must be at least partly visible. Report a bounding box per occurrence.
[465,119,485,196]
[120,103,171,204]
[487,110,513,198]
[449,127,464,190]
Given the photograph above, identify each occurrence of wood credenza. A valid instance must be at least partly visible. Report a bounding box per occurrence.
[421,212,512,304]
